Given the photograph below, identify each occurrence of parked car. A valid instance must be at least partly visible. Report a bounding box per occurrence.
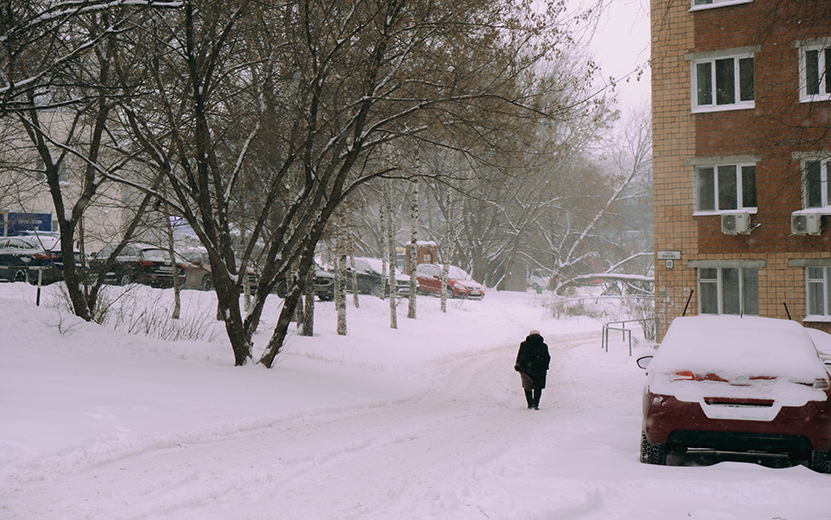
[0,235,83,285]
[90,243,185,288]
[338,256,408,298]
[179,249,258,292]
[274,264,335,301]
[415,263,485,299]
[637,315,831,473]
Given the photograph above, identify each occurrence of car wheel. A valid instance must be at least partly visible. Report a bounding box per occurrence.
[202,275,213,291]
[640,429,666,465]
[275,280,288,298]
[371,284,382,298]
[118,272,133,286]
[12,267,28,283]
[810,450,831,474]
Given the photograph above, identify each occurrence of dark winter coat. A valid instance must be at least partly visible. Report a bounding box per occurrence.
[514,333,551,389]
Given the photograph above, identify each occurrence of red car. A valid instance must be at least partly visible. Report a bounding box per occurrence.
[638,315,831,472]
[415,263,485,299]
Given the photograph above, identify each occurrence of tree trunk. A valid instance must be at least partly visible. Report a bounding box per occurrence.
[407,176,418,320]
[350,235,359,307]
[386,178,398,329]
[336,215,347,336]
[165,212,181,320]
[441,188,456,312]
[379,182,388,301]
[259,286,302,368]
[302,264,315,336]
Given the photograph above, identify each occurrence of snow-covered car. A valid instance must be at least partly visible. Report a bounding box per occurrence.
[180,249,258,292]
[90,243,186,288]
[637,315,831,472]
[336,257,408,298]
[416,263,484,299]
[274,265,335,301]
[0,235,85,285]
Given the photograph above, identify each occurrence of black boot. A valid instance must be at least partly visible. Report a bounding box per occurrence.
[532,389,542,410]
[524,390,534,409]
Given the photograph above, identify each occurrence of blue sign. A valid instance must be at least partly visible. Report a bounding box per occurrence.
[3,212,53,236]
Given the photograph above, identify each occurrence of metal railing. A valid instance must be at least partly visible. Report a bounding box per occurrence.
[602,318,656,356]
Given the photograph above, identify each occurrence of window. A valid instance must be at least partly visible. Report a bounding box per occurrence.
[691,52,754,112]
[35,158,68,184]
[698,267,758,315]
[695,163,757,213]
[690,0,753,10]
[805,267,831,317]
[799,42,831,102]
[801,157,831,209]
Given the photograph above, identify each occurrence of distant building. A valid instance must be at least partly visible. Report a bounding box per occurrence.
[652,0,831,339]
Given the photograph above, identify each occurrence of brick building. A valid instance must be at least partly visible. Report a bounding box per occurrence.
[652,0,831,339]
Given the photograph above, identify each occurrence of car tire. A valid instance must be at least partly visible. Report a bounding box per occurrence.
[201,275,213,291]
[640,429,666,465]
[12,267,28,283]
[118,272,132,286]
[810,450,831,474]
[275,280,288,298]
[371,284,382,298]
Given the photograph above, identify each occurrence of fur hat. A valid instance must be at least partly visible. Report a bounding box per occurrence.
[529,330,540,336]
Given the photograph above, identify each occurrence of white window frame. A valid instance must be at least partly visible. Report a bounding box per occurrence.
[689,50,756,113]
[805,266,831,321]
[689,0,752,11]
[800,155,831,210]
[693,162,757,215]
[697,266,759,316]
[797,39,831,103]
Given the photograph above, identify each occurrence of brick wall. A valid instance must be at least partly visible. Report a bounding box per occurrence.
[651,0,831,340]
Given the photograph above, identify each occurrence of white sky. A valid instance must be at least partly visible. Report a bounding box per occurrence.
[573,0,652,109]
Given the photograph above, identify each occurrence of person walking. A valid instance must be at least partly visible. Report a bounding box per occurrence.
[514,330,551,410]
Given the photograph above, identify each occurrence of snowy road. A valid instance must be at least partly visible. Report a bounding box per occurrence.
[6,332,599,520]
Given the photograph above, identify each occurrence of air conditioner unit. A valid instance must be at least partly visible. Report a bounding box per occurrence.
[721,212,751,235]
[792,212,821,236]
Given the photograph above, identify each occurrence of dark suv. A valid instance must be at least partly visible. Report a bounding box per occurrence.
[343,257,409,297]
[91,243,185,288]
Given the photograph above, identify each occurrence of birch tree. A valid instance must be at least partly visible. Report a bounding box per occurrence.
[408,176,419,320]
[386,177,398,329]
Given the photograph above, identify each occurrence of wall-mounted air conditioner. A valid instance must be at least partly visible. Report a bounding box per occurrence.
[721,212,751,235]
[792,212,821,236]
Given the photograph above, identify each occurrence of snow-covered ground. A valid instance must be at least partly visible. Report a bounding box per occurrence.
[1,283,828,519]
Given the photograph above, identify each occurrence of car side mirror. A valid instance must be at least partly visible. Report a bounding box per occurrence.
[636,355,653,370]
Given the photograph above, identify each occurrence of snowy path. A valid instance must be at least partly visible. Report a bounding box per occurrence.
[3,332,597,520]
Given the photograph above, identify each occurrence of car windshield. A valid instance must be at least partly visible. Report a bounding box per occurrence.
[448,266,471,280]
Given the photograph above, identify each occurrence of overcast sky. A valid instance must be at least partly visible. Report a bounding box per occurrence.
[577,0,651,110]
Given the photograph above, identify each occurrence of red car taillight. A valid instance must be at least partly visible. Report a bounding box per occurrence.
[138,260,155,266]
[33,253,58,261]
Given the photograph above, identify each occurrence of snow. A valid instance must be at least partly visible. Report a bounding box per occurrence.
[1,284,830,519]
